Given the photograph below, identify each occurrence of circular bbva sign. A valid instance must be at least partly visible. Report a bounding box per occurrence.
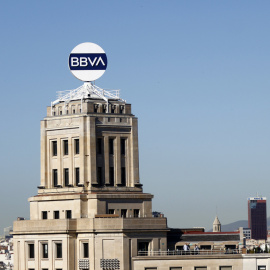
[68,42,107,82]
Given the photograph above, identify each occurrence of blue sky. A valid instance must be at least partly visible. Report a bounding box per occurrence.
[1,1,270,233]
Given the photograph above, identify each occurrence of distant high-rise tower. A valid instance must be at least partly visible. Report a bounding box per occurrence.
[248,196,267,240]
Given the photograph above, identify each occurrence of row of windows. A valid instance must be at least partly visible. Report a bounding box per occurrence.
[108,209,140,218]
[28,242,89,261]
[96,166,126,186]
[53,104,125,115]
[42,210,72,220]
[52,139,79,157]
[94,104,125,114]
[53,168,80,187]
[28,242,62,259]
[96,137,126,155]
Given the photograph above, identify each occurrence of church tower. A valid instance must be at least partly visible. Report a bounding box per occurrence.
[213,216,221,232]
[12,82,167,270]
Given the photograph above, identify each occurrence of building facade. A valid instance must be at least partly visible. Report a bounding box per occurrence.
[12,83,168,270]
[248,197,267,240]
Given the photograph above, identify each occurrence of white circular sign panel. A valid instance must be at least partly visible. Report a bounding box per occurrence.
[68,42,107,82]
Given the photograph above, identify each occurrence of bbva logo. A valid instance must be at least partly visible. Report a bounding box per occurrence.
[69,53,107,70]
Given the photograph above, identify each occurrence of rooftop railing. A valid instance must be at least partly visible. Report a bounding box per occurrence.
[137,249,241,256]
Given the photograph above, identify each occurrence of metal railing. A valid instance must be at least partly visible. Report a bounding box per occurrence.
[138,249,241,256]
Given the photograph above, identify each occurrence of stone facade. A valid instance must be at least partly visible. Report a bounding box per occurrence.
[13,96,168,270]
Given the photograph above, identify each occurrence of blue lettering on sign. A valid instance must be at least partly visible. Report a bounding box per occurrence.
[69,53,107,70]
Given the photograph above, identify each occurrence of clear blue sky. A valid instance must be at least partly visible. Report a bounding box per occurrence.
[1,0,270,233]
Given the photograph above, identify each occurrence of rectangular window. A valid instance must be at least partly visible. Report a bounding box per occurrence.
[64,168,69,186]
[170,268,182,270]
[134,209,140,218]
[63,140,68,155]
[75,168,80,186]
[66,210,72,219]
[52,141,57,156]
[121,167,126,186]
[53,169,58,187]
[111,106,115,113]
[29,243,35,259]
[108,209,115,214]
[56,243,62,259]
[109,138,114,155]
[97,138,102,154]
[42,211,47,220]
[75,139,79,155]
[121,209,127,218]
[120,105,124,114]
[258,267,266,270]
[42,243,48,259]
[97,167,102,185]
[83,243,89,258]
[54,211,59,219]
[109,167,114,186]
[121,138,126,155]
[195,268,207,270]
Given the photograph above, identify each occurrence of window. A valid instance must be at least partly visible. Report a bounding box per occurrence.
[75,168,80,186]
[64,168,69,186]
[111,105,115,113]
[97,138,102,154]
[63,140,68,155]
[103,105,106,113]
[53,169,58,187]
[170,268,182,270]
[97,167,102,185]
[121,138,126,155]
[42,211,47,220]
[42,243,48,259]
[120,105,124,114]
[195,268,207,270]
[138,241,149,255]
[66,210,72,219]
[145,268,157,270]
[220,267,232,270]
[134,209,140,218]
[28,243,35,259]
[108,209,115,214]
[54,211,59,219]
[94,104,99,113]
[109,167,114,186]
[258,267,266,270]
[60,111,62,115]
[52,141,57,156]
[83,243,89,258]
[121,167,126,186]
[121,209,127,218]
[109,138,114,155]
[75,139,79,154]
[56,243,62,259]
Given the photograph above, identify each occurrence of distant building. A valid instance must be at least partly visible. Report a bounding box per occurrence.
[243,228,251,239]
[213,216,221,232]
[248,197,267,240]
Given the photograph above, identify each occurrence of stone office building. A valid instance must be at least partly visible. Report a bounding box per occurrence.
[12,83,168,270]
[13,82,270,270]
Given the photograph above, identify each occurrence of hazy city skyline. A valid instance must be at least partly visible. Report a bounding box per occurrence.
[1,1,270,233]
